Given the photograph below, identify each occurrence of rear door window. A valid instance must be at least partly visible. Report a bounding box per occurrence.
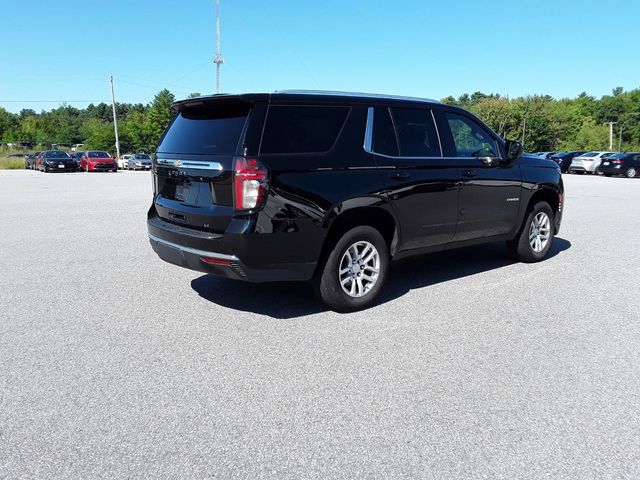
[158,103,250,154]
[390,108,441,157]
[260,106,349,154]
[373,107,399,156]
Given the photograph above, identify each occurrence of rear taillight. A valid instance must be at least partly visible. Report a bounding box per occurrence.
[233,157,268,211]
[612,159,625,164]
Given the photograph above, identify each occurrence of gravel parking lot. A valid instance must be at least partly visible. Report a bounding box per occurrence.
[1,170,639,479]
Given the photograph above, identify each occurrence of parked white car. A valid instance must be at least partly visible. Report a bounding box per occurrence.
[569,151,614,174]
[118,154,132,169]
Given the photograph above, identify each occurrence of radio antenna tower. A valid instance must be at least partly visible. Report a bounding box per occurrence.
[214,0,224,93]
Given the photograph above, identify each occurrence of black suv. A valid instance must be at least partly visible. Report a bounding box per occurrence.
[147,91,564,311]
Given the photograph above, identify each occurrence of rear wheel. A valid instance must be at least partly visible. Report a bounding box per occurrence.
[315,226,389,312]
[626,167,637,178]
[507,201,555,263]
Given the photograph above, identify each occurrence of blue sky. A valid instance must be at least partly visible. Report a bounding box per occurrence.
[2,0,639,113]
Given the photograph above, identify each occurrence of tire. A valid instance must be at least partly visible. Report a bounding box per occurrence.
[626,167,637,178]
[507,201,555,263]
[314,225,389,312]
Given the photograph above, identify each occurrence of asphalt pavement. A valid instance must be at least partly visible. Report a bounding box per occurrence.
[1,169,639,479]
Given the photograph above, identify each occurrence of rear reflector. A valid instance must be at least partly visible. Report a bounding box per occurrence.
[201,257,231,266]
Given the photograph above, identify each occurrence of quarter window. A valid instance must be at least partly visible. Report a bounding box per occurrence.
[445,113,497,157]
[390,108,440,157]
[260,106,349,154]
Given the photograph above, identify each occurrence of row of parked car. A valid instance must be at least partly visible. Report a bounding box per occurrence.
[532,150,640,178]
[23,150,152,172]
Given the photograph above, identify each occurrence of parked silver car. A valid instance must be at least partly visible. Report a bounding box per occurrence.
[569,151,615,174]
[127,154,152,170]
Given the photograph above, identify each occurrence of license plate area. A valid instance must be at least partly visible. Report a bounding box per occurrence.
[603,162,610,166]
[161,178,206,205]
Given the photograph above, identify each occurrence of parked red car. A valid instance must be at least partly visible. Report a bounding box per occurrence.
[79,151,117,172]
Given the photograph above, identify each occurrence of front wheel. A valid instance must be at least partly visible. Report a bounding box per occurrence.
[507,201,555,263]
[314,226,389,312]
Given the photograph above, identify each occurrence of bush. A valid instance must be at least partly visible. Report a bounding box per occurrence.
[0,157,26,169]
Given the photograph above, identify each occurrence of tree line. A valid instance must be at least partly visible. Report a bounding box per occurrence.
[442,87,640,152]
[0,89,186,154]
[1,87,639,154]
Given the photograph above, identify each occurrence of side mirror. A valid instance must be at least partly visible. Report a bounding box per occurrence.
[505,140,523,161]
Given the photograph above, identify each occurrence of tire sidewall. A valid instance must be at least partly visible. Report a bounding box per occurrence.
[317,226,389,312]
[626,167,636,178]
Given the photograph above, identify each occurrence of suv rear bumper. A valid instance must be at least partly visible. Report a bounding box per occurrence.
[147,214,317,282]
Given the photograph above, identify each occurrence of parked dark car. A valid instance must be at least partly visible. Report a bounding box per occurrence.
[549,151,586,173]
[147,91,564,311]
[36,150,76,172]
[73,151,84,171]
[598,152,640,178]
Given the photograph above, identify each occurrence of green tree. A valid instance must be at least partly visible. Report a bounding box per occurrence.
[146,89,176,151]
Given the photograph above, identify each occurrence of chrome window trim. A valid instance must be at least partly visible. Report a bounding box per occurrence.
[374,153,450,161]
[148,233,239,261]
[363,107,374,153]
[431,110,444,157]
[156,158,223,170]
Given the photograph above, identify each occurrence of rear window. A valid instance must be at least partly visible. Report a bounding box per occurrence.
[260,106,349,154]
[87,151,110,158]
[158,103,250,154]
[608,153,626,159]
[581,152,598,157]
[45,150,71,158]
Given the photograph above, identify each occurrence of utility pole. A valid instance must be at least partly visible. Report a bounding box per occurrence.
[109,75,121,161]
[607,121,618,151]
[618,124,623,151]
[213,0,224,93]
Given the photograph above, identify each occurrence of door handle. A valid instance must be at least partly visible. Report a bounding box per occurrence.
[389,172,410,179]
[462,169,478,178]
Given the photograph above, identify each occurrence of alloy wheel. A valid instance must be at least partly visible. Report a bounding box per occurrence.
[339,241,380,298]
[529,212,551,253]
